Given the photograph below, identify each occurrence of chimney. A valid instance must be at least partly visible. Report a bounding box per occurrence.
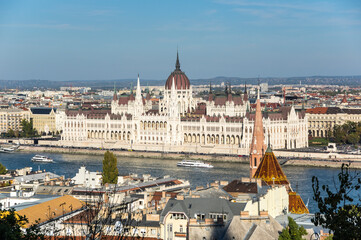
[103,193,109,204]
[146,214,160,222]
[177,195,184,200]
[189,219,197,225]
[240,211,249,218]
[220,181,229,186]
[241,177,250,183]
[256,179,262,188]
[45,173,50,182]
[259,211,268,217]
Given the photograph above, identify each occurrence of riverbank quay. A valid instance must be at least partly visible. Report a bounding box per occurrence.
[2,138,361,168]
[14,145,361,169]
[18,145,248,163]
[274,149,361,169]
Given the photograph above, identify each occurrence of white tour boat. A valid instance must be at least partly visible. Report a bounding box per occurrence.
[177,160,213,168]
[31,155,54,163]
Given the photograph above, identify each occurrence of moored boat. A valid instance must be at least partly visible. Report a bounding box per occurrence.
[31,155,54,163]
[177,160,213,168]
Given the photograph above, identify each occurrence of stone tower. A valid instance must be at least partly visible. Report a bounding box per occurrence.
[249,87,266,178]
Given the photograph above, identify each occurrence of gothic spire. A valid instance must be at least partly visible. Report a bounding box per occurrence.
[136,74,142,102]
[113,82,117,101]
[249,88,266,178]
[175,50,181,71]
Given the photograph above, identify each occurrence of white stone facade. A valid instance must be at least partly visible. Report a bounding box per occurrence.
[72,166,102,188]
[61,63,308,155]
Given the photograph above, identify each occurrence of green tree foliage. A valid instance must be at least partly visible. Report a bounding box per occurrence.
[331,121,361,145]
[0,209,44,240]
[5,129,15,138]
[0,162,7,174]
[347,133,360,145]
[278,216,307,240]
[312,164,361,240]
[20,119,37,138]
[102,151,119,184]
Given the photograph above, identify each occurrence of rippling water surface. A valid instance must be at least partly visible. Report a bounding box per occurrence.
[0,152,358,213]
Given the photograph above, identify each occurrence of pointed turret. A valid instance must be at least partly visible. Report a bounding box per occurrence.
[208,81,213,101]
[249,87,266,178]
[135,74,142,102]
[253,145,290,186]
[175,50,181,71]
[165,50,190,90]
[253,139,309,214]
[243,82,248,102]
[227,83,232,102]
[134,74,144,116]
[169,77,179,117]
[113,83,117,101]
[341,90,348,104]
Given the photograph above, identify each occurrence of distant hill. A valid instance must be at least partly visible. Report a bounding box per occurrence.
[0,75,360,90]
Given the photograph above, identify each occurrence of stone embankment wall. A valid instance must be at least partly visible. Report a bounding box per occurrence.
[3,138,361,169]
[19,145,248,163]
[274,150,361,169]
[274,150,361,161]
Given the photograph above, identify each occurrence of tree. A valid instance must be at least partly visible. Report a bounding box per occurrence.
[0,163,7,174]
[347,133,360,145]
[312,164,361,240]
[6,129,15,138]
[20,119,36,138]
[278,216,307,240]
[0,209,44,240]
[102,151,119,184]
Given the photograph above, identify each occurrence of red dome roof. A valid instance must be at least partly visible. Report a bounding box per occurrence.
[165,52,191,90]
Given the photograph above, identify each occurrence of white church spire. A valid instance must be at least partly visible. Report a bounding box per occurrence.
[169,77,178,117]
[134,74,144,117]
[136,74,142,103]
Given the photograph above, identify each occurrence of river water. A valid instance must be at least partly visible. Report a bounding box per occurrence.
[0,152,358,213]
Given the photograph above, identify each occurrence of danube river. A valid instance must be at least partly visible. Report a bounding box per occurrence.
[0,152,357,213]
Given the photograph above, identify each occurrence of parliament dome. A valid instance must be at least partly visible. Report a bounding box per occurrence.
[165,52,190,90]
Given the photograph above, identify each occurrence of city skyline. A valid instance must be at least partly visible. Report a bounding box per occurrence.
[0,0,360,81]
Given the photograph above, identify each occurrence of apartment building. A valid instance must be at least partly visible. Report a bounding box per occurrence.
[0,108,31,133]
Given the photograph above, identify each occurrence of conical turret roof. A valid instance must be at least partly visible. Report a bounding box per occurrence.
[253,147,290,185]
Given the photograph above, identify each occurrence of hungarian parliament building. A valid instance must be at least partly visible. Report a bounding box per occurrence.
[61,53,308,155]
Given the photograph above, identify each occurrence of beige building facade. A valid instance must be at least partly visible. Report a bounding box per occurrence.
[306,107,361,137]
[30,107,57,134]
[0,108,31,134]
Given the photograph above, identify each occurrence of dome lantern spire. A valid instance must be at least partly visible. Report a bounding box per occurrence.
[175,50,181,71]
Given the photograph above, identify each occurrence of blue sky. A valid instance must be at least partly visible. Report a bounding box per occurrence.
[0,0,360,81]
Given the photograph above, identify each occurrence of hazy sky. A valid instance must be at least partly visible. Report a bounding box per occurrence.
[0,0,360,81]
